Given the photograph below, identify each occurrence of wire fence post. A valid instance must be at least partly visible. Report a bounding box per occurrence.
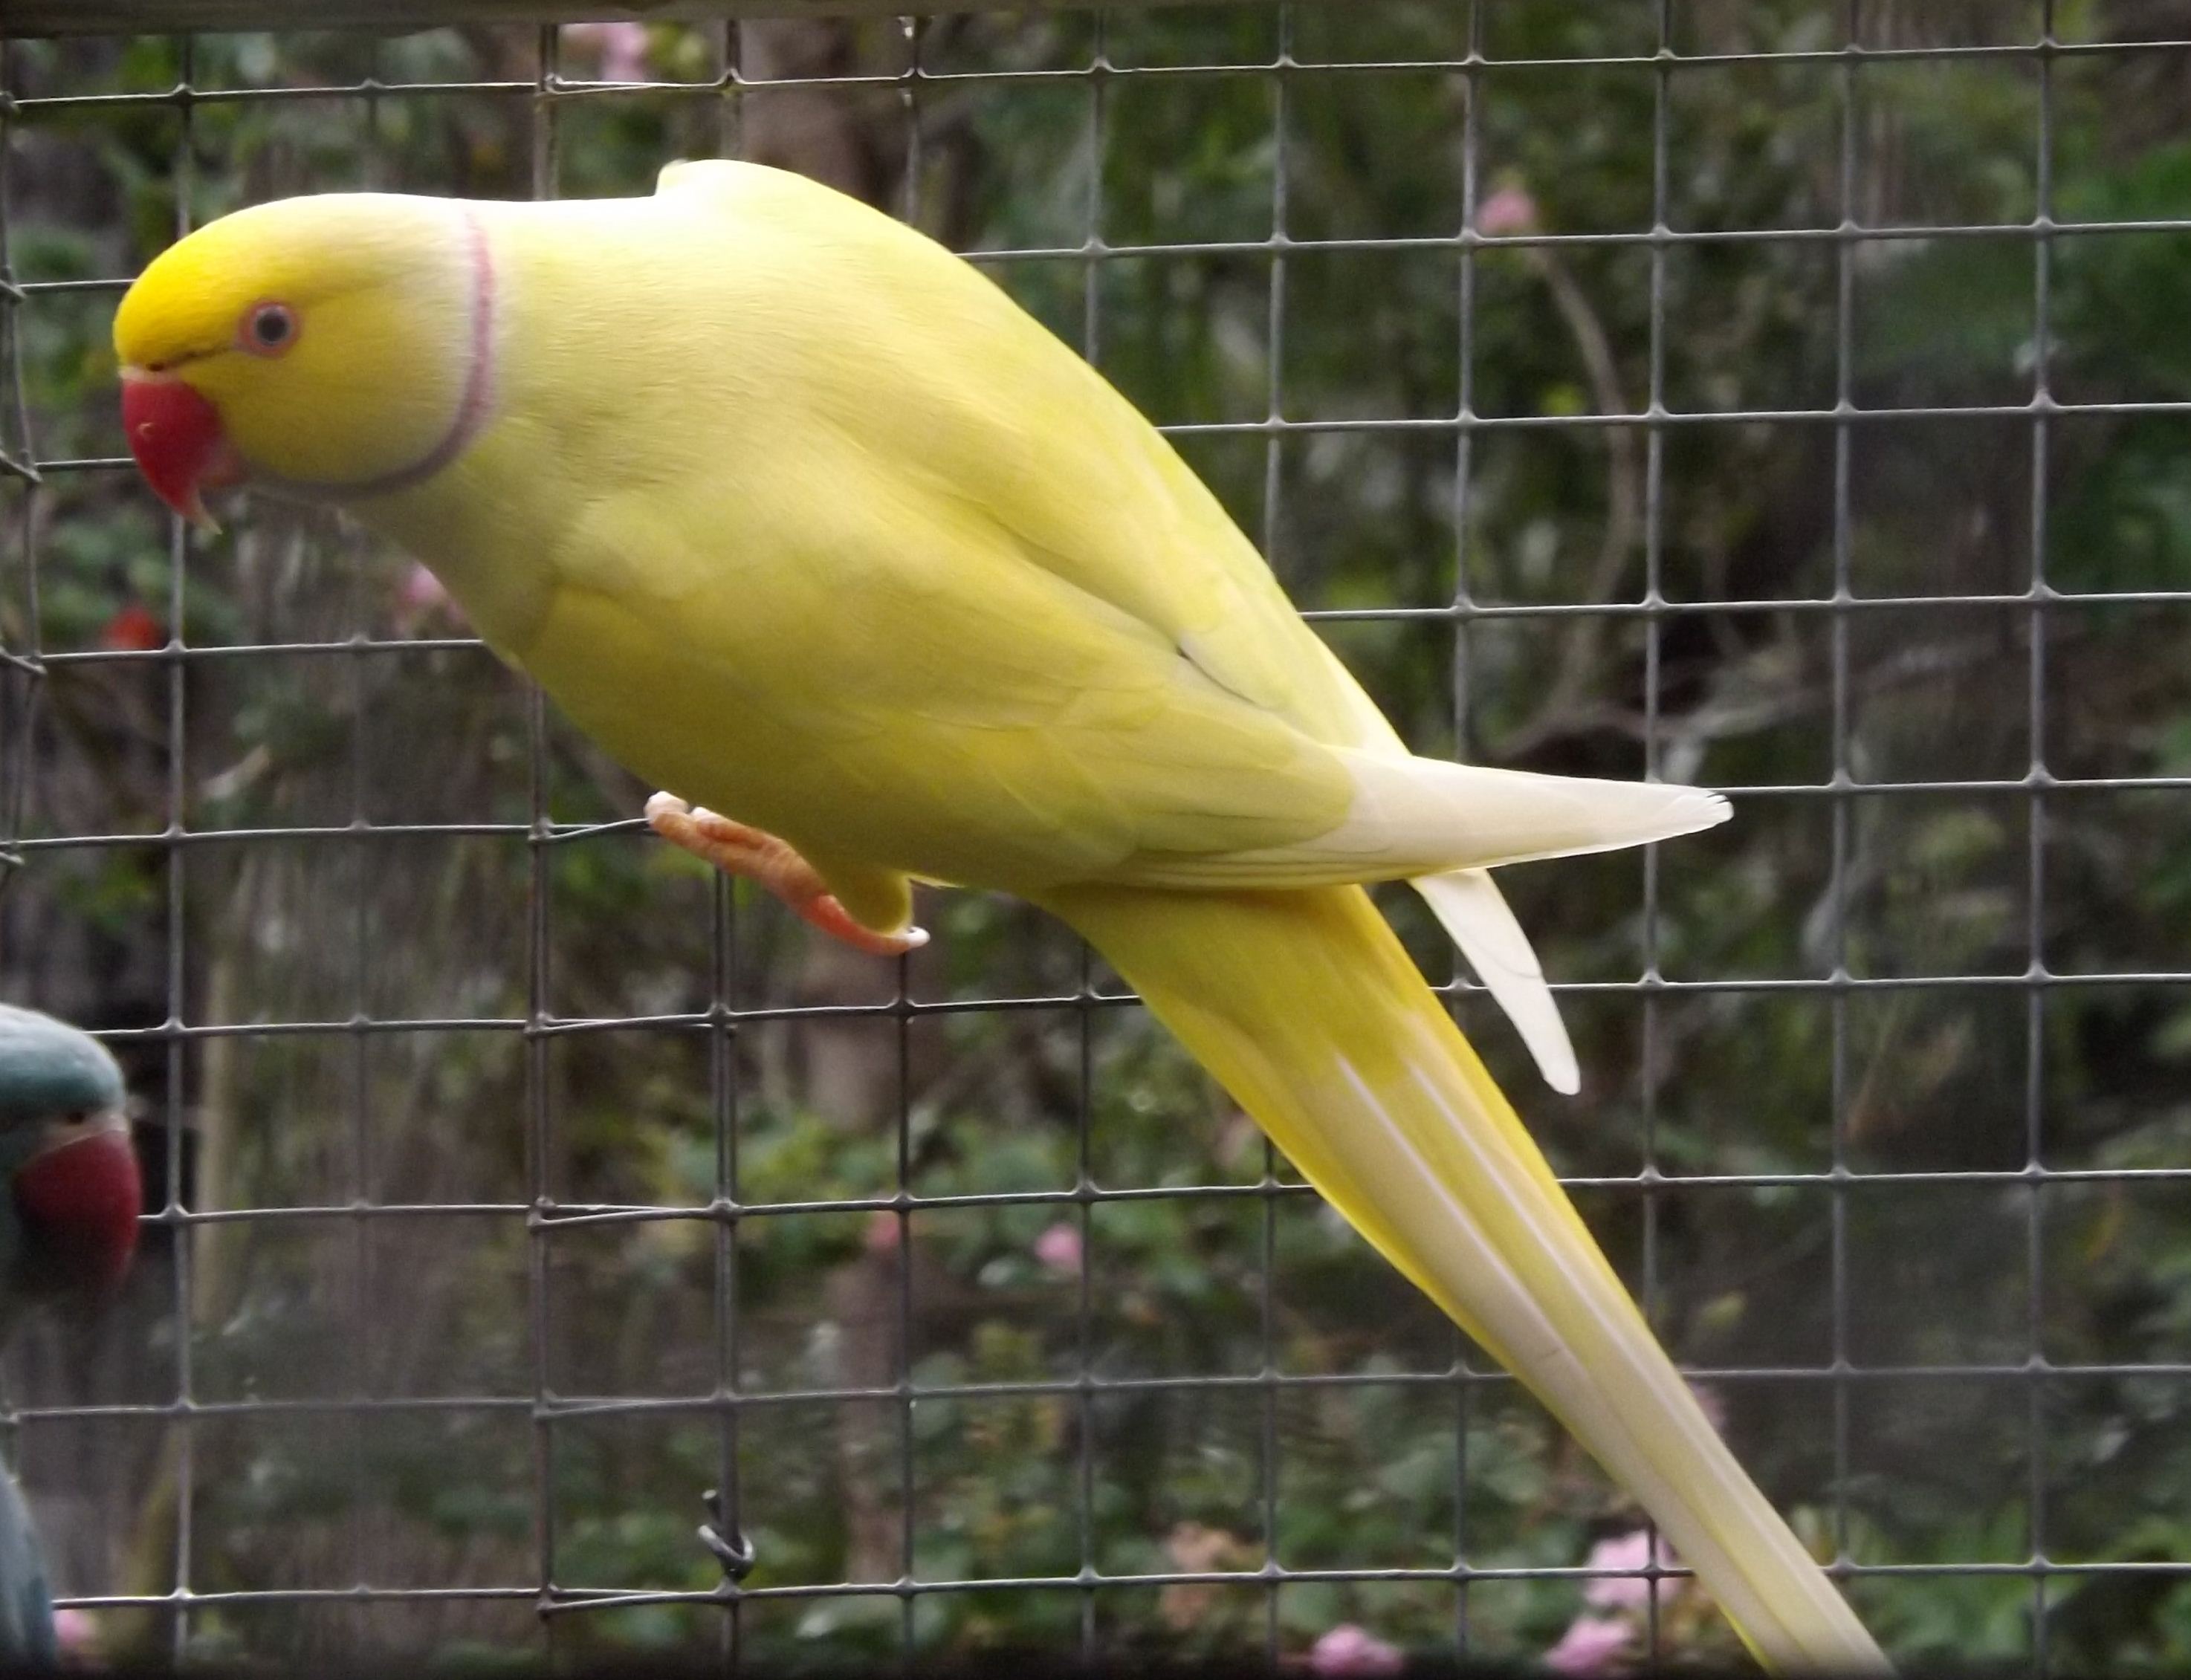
[2025,2,2059,1667]
[0,36,39,909]
[161,41,198,1661]
[1448,2,1483,1661]
[525,23,563,1661]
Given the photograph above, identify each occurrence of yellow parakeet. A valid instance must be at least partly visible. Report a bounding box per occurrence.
[114,161,1886,1672]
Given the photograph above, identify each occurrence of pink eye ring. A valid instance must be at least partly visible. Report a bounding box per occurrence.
[239,302,298,356]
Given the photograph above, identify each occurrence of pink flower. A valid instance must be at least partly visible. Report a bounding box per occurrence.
[1034,1222,1083,1276]
[1309,1624,1405,1677]
[1689,1382,1727,1435]
[564,21,649,82]
[54,1606,100,1662]
[1477,184,1539,236]
[1544,1613,1634,1675]
[1582,1528,1674,1613]
[392,562,465,633]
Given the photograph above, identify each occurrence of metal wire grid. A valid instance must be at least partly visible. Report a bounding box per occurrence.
[0,0,2178,1669]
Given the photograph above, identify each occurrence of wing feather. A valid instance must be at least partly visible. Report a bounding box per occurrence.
[610,164,1671,1086]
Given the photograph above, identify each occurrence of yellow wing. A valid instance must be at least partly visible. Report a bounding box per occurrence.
[495,409,1718,901]
[654,159,1363,742]
[646,162,1601,1086]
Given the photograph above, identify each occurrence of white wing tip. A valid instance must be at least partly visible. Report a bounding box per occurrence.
[1542,1050,1582,1096]
[1667,787,1732,837]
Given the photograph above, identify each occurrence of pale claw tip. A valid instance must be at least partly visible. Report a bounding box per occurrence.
[644,791,689,823]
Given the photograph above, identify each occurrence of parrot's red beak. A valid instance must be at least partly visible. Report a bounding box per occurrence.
[121,370,239,532]
[14,1121,141,1299]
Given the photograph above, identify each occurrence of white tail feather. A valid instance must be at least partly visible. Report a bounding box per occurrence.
[1411,868,1579,1094]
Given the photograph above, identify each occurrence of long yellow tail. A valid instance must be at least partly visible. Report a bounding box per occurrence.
[1042,881,1886,1675]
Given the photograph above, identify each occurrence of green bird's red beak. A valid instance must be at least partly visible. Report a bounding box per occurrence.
[121,371,239,531]
[15,1121,141,1299]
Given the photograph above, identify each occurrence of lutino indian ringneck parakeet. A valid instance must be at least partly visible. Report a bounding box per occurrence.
[113,162,1886,1672]
[0,1005,143,1666]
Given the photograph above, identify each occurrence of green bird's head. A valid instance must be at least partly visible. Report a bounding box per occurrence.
[0,1007,141,1313]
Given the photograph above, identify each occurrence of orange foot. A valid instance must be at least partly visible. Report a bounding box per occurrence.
[644,793,926,957]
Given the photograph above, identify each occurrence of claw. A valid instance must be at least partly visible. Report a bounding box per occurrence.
[646,793,928,957]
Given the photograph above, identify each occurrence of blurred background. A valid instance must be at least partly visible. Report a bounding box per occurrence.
[4,0,2190,1671]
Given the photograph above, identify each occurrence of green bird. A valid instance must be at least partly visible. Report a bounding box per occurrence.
[0,1005,143,1666]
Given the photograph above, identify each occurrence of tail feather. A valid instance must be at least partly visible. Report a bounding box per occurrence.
[1411,867,1579,1095]
[1045,881,1886,1675]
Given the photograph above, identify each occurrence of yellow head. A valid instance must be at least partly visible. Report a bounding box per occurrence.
[113,192,490,526]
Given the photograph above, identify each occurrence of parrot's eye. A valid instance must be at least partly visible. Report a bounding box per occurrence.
[240,302,298,356]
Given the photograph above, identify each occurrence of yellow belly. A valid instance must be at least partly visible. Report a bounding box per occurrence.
[519,580,1117,893]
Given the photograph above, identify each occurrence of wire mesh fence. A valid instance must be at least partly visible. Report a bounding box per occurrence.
[5,0,2191,1671]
